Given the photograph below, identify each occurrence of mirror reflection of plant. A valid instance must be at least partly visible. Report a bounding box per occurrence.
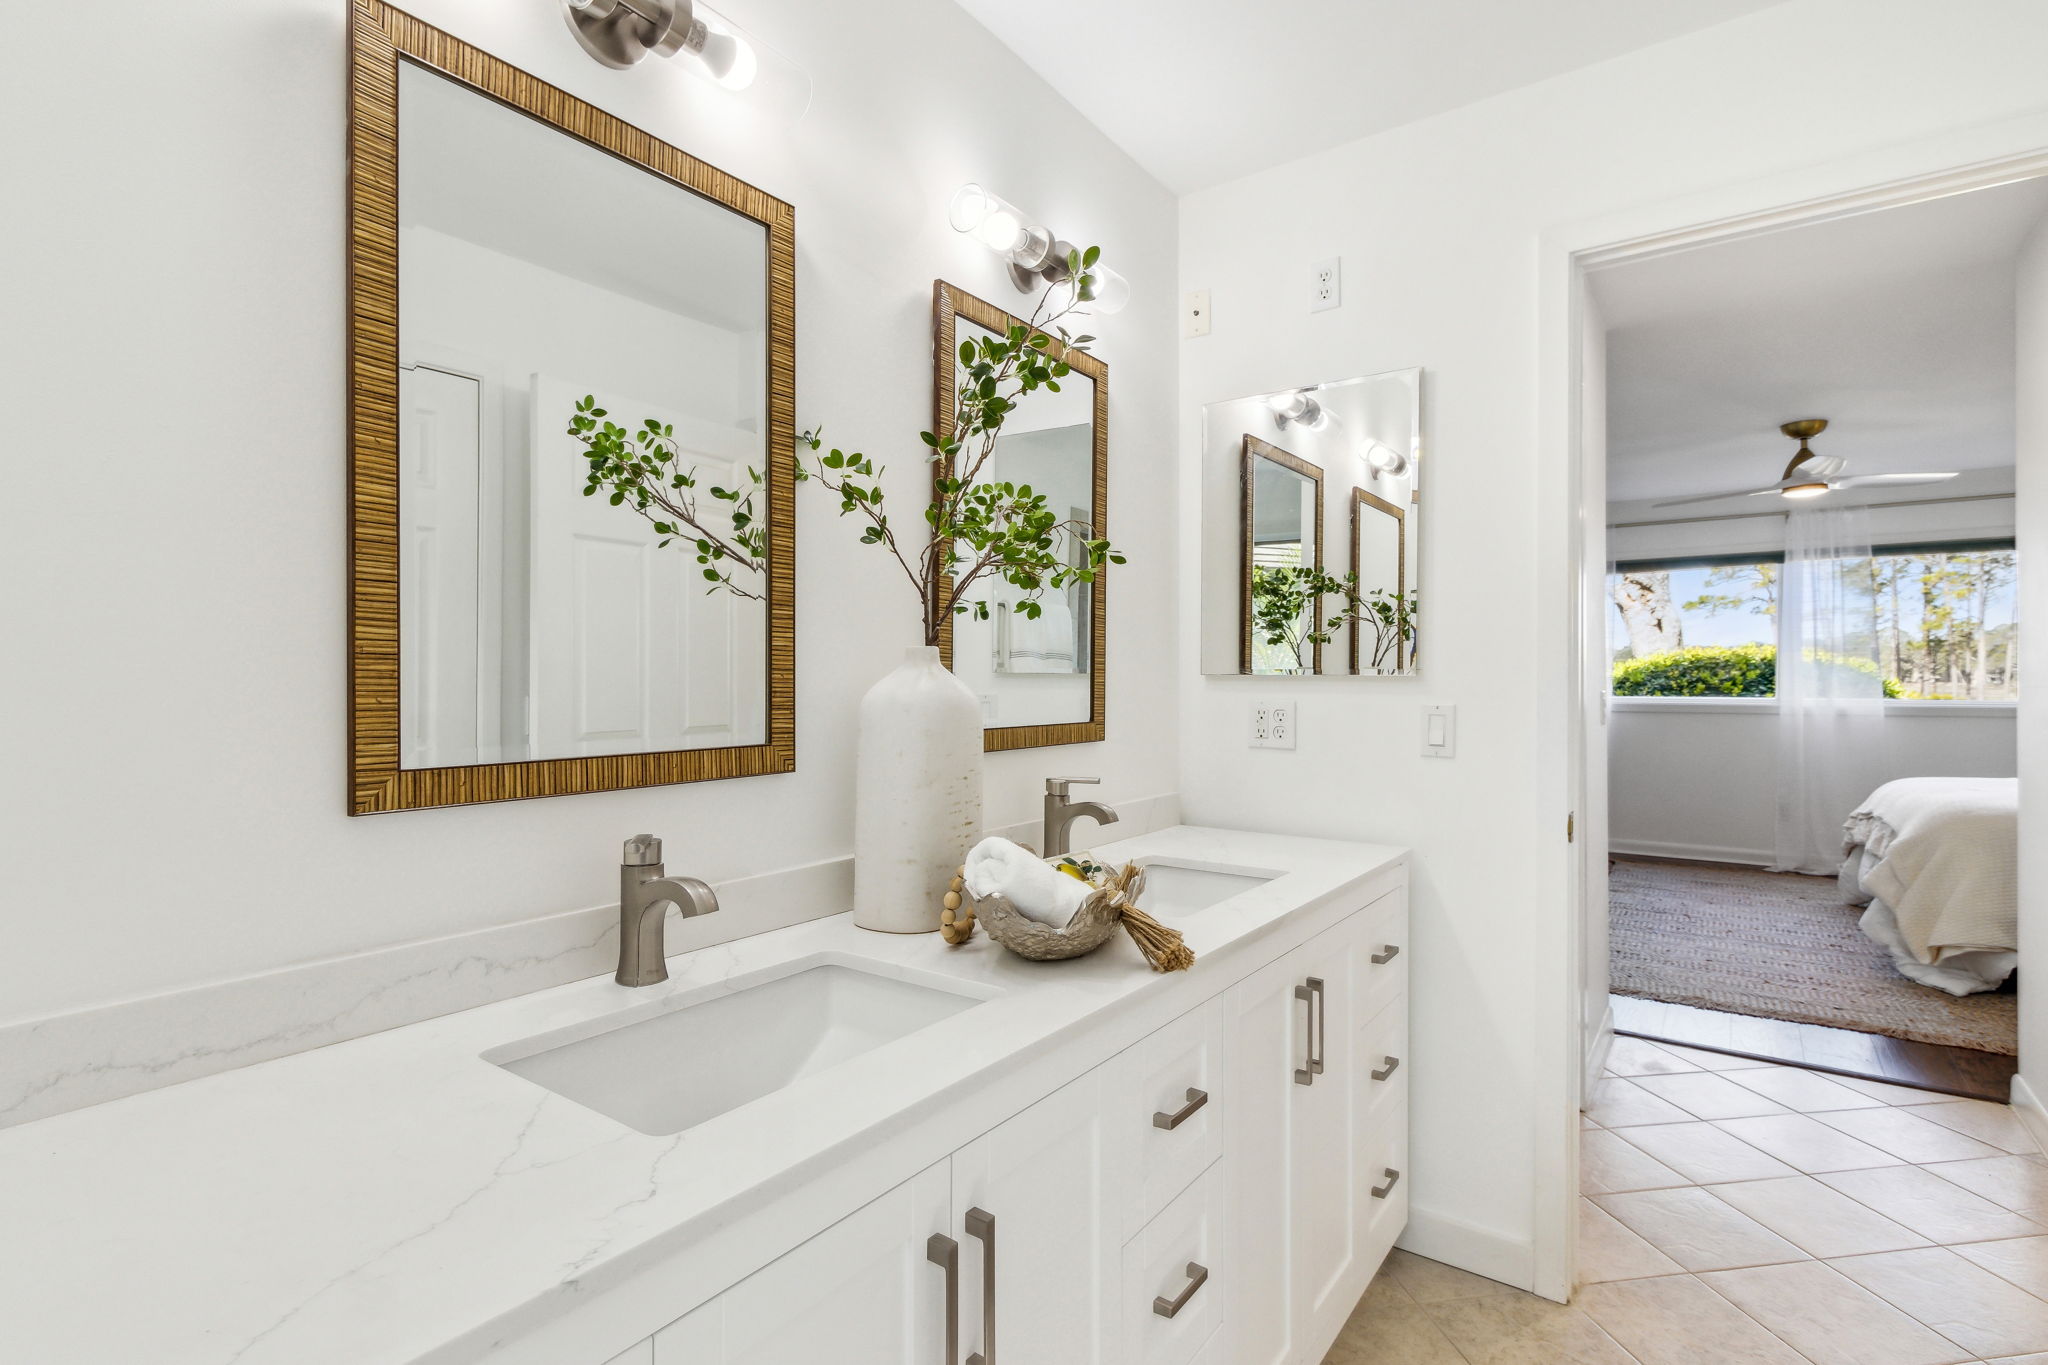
[1259,566,1418,672]
[564,396,767,601]
[1250,564,1329,673]
[1344,580,1419,671]
[796,248,1126,647]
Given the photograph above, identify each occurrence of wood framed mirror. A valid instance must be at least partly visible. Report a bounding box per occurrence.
[1241,435,1325,675]
[347,1,795,813]
[931,282,1108,750]
[1351,488,1408,672]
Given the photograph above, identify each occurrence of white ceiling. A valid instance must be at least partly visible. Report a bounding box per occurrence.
[951,0,1787,194]
[1594,175,2048,508]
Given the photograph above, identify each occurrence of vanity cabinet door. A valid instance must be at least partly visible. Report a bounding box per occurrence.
[1221,897,1393,1365]
[949,1068,1120,1365]
[651,1160,954,1365]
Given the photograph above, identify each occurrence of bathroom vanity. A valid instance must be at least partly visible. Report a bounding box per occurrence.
[0,827,1407,1365]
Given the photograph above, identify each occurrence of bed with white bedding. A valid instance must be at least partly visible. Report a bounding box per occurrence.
[1841,776,2019,996]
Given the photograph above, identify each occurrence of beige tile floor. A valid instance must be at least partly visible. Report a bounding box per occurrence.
[1323,1035,2048,1364]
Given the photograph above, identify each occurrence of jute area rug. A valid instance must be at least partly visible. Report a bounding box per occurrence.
[1609,857,2016,1055]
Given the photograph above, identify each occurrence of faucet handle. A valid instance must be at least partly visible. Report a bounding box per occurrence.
[623,834,663,866]
[1046,776,1102,797]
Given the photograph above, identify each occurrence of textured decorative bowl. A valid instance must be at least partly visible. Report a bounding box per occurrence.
[968,886,1121,961]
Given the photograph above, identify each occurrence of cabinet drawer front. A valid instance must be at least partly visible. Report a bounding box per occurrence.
[1121,1160,1224,1365]
[1360,994,1408,1131]
[1359,902,1409,1021]
[1112,998,1226,1239]
[1362,1120,1410,1269]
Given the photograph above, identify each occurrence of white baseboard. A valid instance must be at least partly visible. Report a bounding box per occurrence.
[1608,838,1771,866]
[2012,1075,2048,1153]
[1397,1206,1535,1293]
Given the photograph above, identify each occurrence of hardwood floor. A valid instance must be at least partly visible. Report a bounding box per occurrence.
[1612,993,2017,1103]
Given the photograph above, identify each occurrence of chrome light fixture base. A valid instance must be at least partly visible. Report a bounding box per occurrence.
[565,0,698,70]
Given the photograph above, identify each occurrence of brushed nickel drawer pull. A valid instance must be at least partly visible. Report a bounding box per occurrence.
[1153,1261,1210,1319]
[1372,1168,1401,1199]
[1372,945,1401,965]
[965,1207,995,1365]
[1153,1088,1210,1130]
[1372,1056,1401,1082]
[926,1234,960,1365]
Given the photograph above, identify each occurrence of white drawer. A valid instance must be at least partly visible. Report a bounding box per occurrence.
[1359,901,1408,1020]
[1110,998,1226,1238]
[1360,993,1408,1130]
[1362,1105,1410,1266]
[1121,1160,1224,1365]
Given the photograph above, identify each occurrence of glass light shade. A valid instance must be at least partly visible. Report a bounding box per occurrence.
[1781,483,1829,499]
[1267,390,1323,428]
[1074,262,1130,314]
[947,184,1052,267]
[697,24,757,89]
[1365,441,1409,477]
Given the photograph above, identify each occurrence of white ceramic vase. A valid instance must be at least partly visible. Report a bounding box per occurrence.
[853,645,985,933]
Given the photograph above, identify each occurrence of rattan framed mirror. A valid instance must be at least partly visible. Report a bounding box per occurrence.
[931,281,1109,751]
[347,0,796,813]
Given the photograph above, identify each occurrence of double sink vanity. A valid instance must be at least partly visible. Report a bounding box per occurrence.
[0,826,1409,1365]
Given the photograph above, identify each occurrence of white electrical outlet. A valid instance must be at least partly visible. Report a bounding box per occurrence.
[1185,289,1212,338]
[1310,257,1340,313]
[1251,700,1298,749]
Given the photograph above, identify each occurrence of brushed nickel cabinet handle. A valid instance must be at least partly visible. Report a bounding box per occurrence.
[965,1207,995,1365]
[927,1234,959,1365]
[1153,1088,1210,1131]
[1372,1168,1402,1199]
[1152,1261,1210,1319]
[1372,1056,1401,1082]
[1311,977,1326,1076]
[1372,945,1401,965]
[1292,978,1324,1086]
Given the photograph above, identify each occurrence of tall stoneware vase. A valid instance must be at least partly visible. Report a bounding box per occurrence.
[853,645,985,932]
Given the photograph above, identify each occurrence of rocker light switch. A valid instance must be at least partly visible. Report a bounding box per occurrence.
[1421,704,1455,758]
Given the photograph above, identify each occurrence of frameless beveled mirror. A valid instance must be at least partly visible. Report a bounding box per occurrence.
[1200,369,1423,676]
[932,282,1108,749]
[348,1,795,812]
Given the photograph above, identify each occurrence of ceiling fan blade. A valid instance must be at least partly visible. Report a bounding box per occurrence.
[1830,472,1961,488]
[1650,485,1783,509]
[1797,454,1848,479]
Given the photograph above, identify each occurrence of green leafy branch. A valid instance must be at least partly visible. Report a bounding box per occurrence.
[564,396,767,601]
[1253,566,1419,672]
[797,247,1127,646]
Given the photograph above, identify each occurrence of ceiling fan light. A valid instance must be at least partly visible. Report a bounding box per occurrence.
[1780,483,1829,500]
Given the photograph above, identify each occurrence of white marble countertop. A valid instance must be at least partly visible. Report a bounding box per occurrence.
[0,826,1404,1364]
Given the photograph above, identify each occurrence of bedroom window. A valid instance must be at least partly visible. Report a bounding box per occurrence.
[1608,541,2019,700]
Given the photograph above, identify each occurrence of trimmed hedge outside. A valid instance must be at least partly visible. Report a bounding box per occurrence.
[1612,644,1903,698]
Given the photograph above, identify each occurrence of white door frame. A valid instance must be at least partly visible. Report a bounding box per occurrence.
[1532,109,2048,1303]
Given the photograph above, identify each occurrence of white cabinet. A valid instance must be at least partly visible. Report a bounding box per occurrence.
[651,1162,953,1364]
[950,1069,1121,1365]
[1120,1161,1224,1365]
[1221,892,1409,1365]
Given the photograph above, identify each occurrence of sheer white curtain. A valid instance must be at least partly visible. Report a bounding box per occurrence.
[1775,506,1892,874]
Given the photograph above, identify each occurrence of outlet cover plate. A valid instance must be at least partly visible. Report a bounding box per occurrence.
[1185,289,1212,337]
[1310,257,1340,313]
[1252,700,1298,750]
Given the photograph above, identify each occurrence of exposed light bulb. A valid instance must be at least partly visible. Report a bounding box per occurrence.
[947,183,1052,268]
[1267,390,1324,429]
[1365,441,1408,477]
[696,23,757,89]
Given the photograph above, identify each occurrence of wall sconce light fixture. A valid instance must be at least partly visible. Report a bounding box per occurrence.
[1268,389,1325,430]
[564,0,758,87]
[1365,441,1409,477]
[948,183,1130,314]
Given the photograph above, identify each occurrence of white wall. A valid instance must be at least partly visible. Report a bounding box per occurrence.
[1609,701,2019,863]
[1177,0,2048,1292]
[2017,206,2048,1108]
[0,0,1177,1025]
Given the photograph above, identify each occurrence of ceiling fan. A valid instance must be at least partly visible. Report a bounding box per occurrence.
[1651,419,1961,509]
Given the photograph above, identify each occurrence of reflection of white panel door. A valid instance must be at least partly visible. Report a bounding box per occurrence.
[528,375,765,759]
[398,366,482,768]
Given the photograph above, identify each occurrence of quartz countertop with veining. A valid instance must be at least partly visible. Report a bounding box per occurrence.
[0,826,1405,1364]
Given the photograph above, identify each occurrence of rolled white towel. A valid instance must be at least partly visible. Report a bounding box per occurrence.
[962,836,1090,929]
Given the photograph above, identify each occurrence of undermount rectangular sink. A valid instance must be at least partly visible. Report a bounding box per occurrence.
[1136,859,1278,918]
[485,960,988,1136]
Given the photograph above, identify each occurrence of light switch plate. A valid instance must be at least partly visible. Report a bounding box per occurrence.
[1185,289,1212,338]
[1421,703,1455,758]
[1252,700,1298,750]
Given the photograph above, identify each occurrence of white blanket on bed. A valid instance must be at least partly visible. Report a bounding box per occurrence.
[1843,776,2018,965]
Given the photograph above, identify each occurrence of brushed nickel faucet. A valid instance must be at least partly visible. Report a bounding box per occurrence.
[617,835,720,987]
[1043,777,1119,858]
